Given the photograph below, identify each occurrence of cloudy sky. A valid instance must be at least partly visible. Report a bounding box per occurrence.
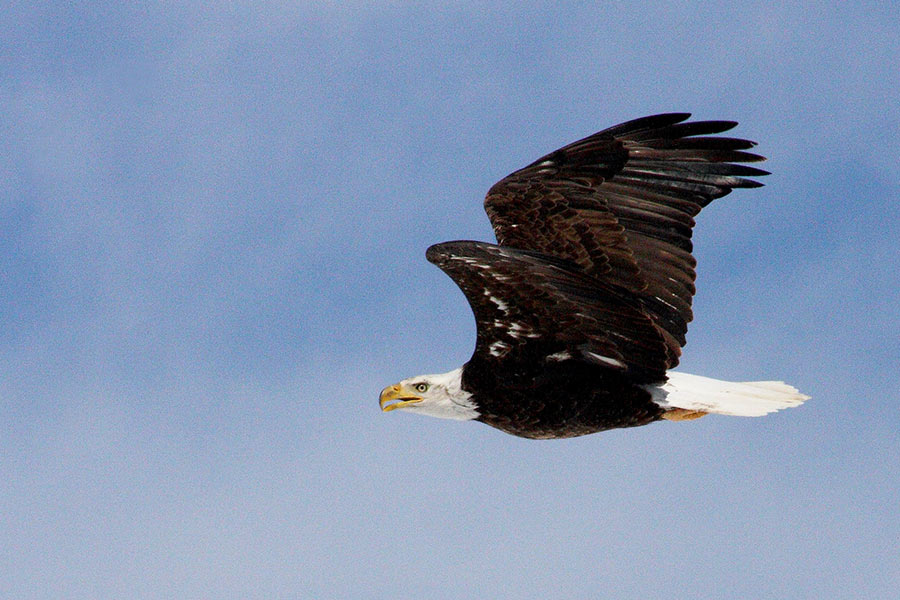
[2,2,898,598]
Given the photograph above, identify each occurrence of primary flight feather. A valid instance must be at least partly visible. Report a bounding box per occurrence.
[380,113,808,439]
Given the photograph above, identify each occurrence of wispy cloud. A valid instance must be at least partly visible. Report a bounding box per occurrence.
[2,2,898,598]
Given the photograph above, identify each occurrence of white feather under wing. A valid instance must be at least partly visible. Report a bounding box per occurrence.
[644,371,810,417]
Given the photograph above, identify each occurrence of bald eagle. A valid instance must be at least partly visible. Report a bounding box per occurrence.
[379,113,808,439]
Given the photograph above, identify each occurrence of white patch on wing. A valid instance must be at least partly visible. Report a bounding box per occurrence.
[546,350,572,361]
[508,321,540,339]
[584,351,626,369]
[454,256,491,270]
[653,295,678,312]
[488,295,509,313]
[533,160,555,174]
[489,340,510,357]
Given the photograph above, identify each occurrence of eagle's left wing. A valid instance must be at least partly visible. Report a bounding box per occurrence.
[426,240,669,384]
[484,113,768,368]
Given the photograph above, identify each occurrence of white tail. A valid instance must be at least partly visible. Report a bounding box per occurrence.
[645,371,810,417]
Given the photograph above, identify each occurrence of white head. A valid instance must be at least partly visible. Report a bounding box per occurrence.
[379,367,479,421]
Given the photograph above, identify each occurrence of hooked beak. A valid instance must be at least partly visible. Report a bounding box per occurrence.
[379,384,423,412]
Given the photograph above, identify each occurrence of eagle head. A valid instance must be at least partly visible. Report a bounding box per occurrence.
[379,367,479,421]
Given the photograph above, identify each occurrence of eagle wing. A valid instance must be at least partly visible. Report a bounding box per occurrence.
[484,113,768,367]
[426,241,669,383]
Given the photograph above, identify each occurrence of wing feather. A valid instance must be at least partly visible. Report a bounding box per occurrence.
[483,113,766,368]
[426,241,669,383]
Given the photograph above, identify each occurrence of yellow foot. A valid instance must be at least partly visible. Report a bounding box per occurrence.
[662,408,708,422]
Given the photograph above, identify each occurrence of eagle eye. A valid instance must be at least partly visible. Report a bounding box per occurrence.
[415,383,429,393]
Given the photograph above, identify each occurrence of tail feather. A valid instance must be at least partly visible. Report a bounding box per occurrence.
[645,372,810,417]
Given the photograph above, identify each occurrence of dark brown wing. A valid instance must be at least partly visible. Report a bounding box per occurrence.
[484,113,768,367]
[426,241,669,383]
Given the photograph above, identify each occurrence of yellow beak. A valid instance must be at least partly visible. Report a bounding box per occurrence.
[379,384,423,412]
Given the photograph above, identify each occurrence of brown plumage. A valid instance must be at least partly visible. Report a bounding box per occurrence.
[381,113,804,439]
[479,113,767,369]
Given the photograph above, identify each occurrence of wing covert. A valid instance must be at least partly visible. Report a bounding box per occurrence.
[426,241,669,383]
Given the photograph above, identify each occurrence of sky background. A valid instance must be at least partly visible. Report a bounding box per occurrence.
[2,2,898,598]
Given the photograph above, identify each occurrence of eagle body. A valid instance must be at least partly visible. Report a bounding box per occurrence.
[380,113,808,439]
[461,356,663,439]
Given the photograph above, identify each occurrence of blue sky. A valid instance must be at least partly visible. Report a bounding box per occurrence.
[2,2,898,598]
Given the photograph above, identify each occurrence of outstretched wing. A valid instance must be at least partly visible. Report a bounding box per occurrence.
[484,113,768,367]
[426,241,669,383]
